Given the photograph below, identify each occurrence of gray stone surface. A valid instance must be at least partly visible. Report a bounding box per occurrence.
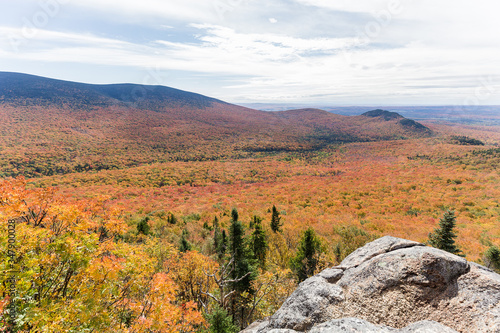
[337,245,469,297]
[266,276,344,331]
[316,268,343,284]
[241,320,269,333]
[254,319,459,333]
[244,236,500,333]
[399,321,459,333]
[308,318,397,332]
[338,236,423,269]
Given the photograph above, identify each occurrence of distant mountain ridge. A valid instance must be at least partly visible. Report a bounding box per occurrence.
[362,109,403,120]
[362,109,429,131]
[0,71,223,110]
[0,72,432,177]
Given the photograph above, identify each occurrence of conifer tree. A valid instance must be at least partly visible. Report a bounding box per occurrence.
[251,216,267,270]
[228,208,255,328]
[428,210,463,256]
[291,227,324,282]
[270,205,283,233]
[213,216,227,260]
[167,212,177,225]
[229,209,253,293]
[485,246,500,272]
[206,305,238,333]
[136,216,150,235]
[179,229,192,252]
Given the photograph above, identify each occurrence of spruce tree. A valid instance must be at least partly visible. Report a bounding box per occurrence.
[291,227,324,282]
[206,305,238,333]
[228,208,255,328]
[428,210,463,256]
[179,229,192,252]
[136,216,150,235]
[251,216,267,270]
[270,205,283,233]
[167,212,177,225]
[485,246,500,272]
[228,209,253,293]
[213,217,227,261]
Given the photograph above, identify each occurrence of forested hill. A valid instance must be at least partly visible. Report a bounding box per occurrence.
[0,71,224,110]
[0,72,432,177]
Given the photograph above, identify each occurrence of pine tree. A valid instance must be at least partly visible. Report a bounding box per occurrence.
[485,246,500,272]
[203,221,212,231]
[136,216,150,235]
[428,210,463,256]
[228,208,255,328]
[291,227,324,282]
[167,212,177,225]
[270,205,283,233]
[179,229,192,252]
[229,209,253,293]
[251,216,267,270]
[213,217,227,261]
[206,305,238,333]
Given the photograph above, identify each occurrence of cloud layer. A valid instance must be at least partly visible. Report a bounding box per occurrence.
[0,0,499,105]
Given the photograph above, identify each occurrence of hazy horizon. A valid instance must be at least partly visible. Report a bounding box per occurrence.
[1,1,499,106]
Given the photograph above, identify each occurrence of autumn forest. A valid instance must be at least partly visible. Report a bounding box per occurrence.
[0,72,499,332]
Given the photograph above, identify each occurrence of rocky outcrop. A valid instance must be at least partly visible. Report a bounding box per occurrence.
[242,236,500,333]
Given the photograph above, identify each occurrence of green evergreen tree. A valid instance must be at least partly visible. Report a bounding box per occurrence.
[485,246,500,272]
[251,216,267,270]
[136,216,150,235]
[167,212,177,225]
[270,205,283,233]
[213,215,220,229]
[428,210,463,256]
[213,217,227,261]
[228,208,255,328]
[229,209,253,293]
[179,229,192,252]
[206,305,238,333]
[221,230,228,255]
[291,227,324,282]
[203,220,212,231]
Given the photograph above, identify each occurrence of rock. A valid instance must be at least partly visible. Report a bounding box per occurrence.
[309,319,458,333]
[316,268,343,284]
[428,262,500,332]
[308,318,397,332]
[246,236,500,333]
[338,236,423,269]
[399,321,459,333]
[338,245,469,293]
[241,320,269,333]
[266,276,344,331]
[254,318,458,333]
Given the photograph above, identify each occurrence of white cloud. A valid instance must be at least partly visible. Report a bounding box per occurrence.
[2,22,498,104]
[294,0,500,48]
[1,0,500,104]
[69,0,217,23]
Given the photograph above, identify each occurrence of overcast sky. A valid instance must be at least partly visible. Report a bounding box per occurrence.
[1,0,499,106]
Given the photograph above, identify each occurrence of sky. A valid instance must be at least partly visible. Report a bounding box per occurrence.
[0,0,500,106]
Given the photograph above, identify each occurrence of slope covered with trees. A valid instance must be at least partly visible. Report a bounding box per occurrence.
[0,72,432,178]
[1,72,499,332]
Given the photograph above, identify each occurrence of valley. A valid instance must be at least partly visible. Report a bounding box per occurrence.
[0,72,499,332]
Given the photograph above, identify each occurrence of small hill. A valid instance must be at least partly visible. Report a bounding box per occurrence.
[360,109,432,134]
[0,72,432,177]
[361,109,403,120]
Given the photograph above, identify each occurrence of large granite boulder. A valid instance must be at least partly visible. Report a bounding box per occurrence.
[242,236,500,333]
